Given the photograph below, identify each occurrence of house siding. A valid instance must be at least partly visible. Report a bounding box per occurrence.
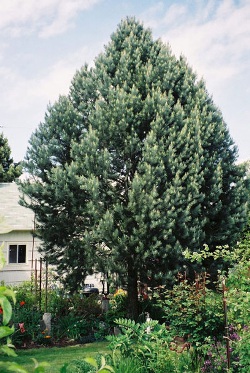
[0,230,42,285]
[0,183,103,291]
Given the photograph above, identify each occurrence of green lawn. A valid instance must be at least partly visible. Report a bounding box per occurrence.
[0,342,109,372]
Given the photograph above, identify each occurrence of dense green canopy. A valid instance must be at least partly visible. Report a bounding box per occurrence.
[0,132,22,182]
[20,18,248,318]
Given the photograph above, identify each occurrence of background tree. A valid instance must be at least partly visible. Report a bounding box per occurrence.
[0,132,22,182]
[20,18,248,318]
[237,160,250,255]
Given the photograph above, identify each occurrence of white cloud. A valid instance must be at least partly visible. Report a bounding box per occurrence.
[0,45,96,114]
[0,0,102,38]
[39,0,102,38]
[140,2,165,29]
[162,3,187,27]
[37,46,97,100]
[0,43,98,161]
[142,0,250,90]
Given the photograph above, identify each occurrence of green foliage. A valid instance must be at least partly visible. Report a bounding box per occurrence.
[64,294,102,318]
[103,292,128,326]
[113,357,144,373]
[63,358,96,373]
[84,355,115,373]
[11,303,42,347]
[0,285,16,357]
[200,339,232,372]
[8,281,48,346]
[106,318,198,373]
[0,132,22,181]
[20,17,248,320]
[8,281,105,345]
[226,259,250,371]
[50,293,105,343]
[227,264,250,326]
[0,359,50,373]
[53,314,93,342]
[62,353,115,373]
[155,275,225,345]
[183,238,250,371]
[232,327,250,372]
[0,248,50,372]
[0,245,16,358]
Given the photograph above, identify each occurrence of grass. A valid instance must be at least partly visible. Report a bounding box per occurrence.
[0,341,109,372]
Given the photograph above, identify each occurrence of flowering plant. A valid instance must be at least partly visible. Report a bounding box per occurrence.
[36,328,52,346]
[114,288,127,297]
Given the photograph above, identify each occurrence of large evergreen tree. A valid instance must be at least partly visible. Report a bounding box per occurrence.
[0,132,22,182]
[20,18,248,318]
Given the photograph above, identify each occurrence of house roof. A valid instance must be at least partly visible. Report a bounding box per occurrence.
[0,182,35,233]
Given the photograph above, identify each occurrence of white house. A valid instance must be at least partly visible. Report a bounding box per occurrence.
[0,182,41,285]
[0,182,103,291]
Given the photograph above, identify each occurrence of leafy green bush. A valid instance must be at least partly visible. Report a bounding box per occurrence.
[107,318,195,373]
[184,242,250,371]
[226,260,250,372]
[103,291,128,328]
[8,282,104,345]
[232,327,250,373]
[52,314,95,342]
[155,275,224,345]
[0,286,16,357]
[0,247,49,372]
[227,262,250,327]
[11,301,42,347]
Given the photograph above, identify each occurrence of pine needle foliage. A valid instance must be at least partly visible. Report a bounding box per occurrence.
[0,133,22,181]
[19,18,248,318]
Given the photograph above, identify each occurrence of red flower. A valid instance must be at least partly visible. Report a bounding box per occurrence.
[20,301,25,306]
[18,323,26,333]
[0,307,3,314]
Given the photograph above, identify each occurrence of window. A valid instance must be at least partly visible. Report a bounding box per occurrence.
[9,245,26,264]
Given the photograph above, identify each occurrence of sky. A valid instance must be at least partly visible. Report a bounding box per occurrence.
[0,0,249,163]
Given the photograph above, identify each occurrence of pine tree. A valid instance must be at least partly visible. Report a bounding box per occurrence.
[0,133,22,182]
[20,18,248,317]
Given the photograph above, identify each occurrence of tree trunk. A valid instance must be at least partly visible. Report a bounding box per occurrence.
[127,262,139,320]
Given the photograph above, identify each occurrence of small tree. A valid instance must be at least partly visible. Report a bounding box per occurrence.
[0,133,22,182]
[20,18,248,318]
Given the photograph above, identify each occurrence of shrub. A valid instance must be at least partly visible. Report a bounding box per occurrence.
[107,318,195,373]
[52,314,95,342]
[103,290,128,328]
[232,327,250,372]
[11,301,42,347]
[0,253,49,372]
[155,275,225,345]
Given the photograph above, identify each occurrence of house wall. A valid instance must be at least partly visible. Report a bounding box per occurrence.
[0,183,103,291]
[0,230,42,286]
[0,230,103,291]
